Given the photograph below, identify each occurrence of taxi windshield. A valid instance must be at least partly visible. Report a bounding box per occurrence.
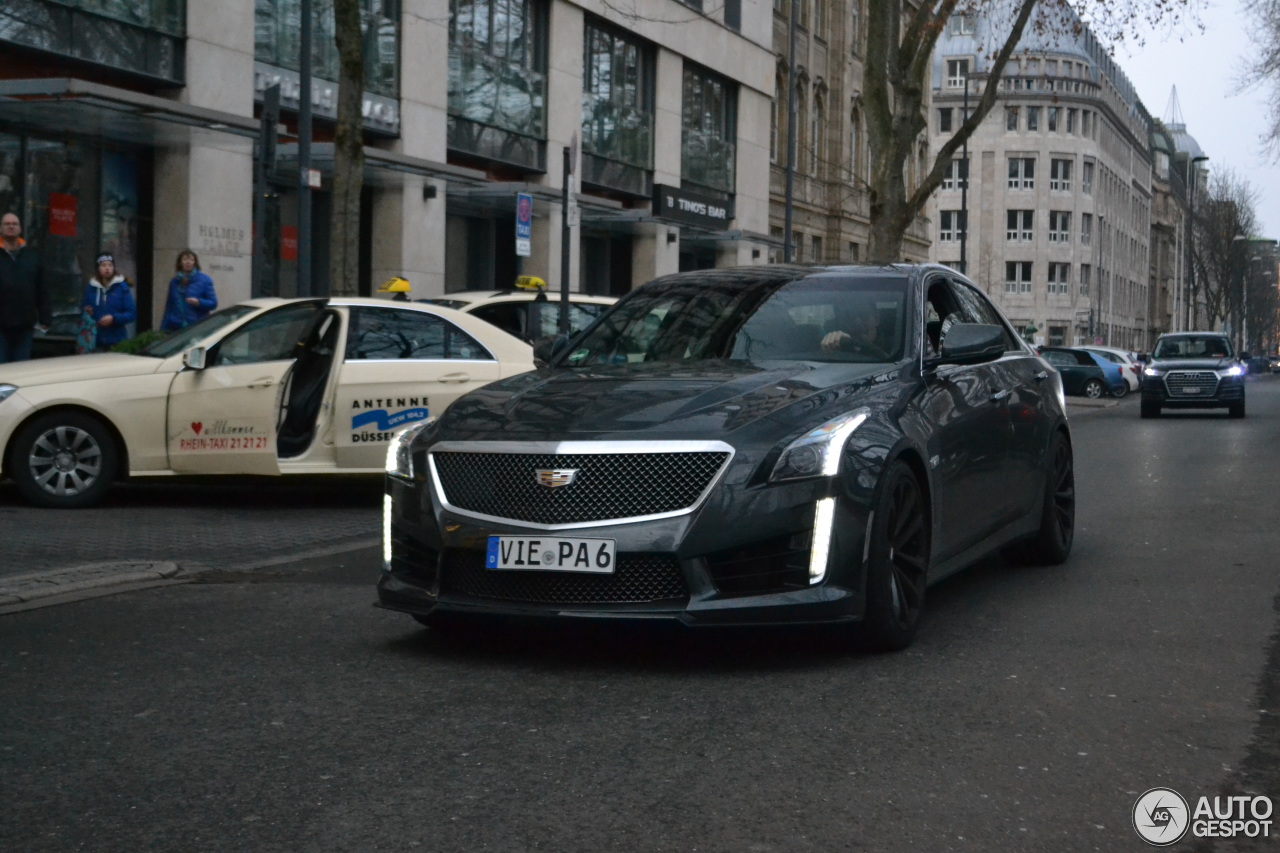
[563,275,908,368]
[137,305,259,358]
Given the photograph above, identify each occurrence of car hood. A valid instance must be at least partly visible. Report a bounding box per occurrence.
[439,361,893,439]
[1148,357,1235,371]
[0,353,167,386]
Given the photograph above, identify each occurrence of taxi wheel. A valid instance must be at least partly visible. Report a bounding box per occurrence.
[9,412,119,509]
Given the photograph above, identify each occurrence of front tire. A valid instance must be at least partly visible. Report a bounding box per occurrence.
[1006,431,1074,565]
[8,412,119,508]
[1140,401,1160,419]
[1229,400,1246,418]
[861,462,930,652]
[1083,378,1105,399]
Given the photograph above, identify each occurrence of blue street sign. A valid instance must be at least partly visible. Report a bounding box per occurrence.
[515,192,532,257]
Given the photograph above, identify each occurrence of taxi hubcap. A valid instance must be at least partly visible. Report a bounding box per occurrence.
[29,426,102,497]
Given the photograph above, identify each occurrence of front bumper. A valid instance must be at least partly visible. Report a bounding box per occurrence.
[377,471,875,628]
[1141,373,1244,408]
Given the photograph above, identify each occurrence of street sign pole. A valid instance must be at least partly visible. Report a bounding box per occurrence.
[559,134,577,336]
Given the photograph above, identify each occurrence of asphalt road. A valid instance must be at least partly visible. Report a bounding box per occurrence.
[2,378,1279,852]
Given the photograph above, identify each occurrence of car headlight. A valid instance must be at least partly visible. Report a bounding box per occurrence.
[1219,365,1244,377]
[0,384,16,405]
[770,408,870,483]
[1143,367,1160,377]
[385,418,434,480]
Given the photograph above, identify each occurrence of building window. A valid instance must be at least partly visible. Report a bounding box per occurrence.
[792,231,804,261]
[945,259,967,274]
[682,63,737,193]
[1081,213,1092,245]
[850,0,862,53]
[811,90,824,177]
[1006,209,1033,241]
[1047,262,1070,294]
[1082,161,1094,194]
[812,0,825,37]
[946,58,969,88]
[949,14,975,34]
[258,0,400,97]
[942,157,968,190]
[940,210,967,242]
[847,241,860,262]
[1027,106,1040,131]
[1047,106,1059,132]
[582,21,654,172]
[797,0,809,29]
[1067,108,1077,133]
[811,234,823,262]
[448,0,546,165]
[1005,106,1019,131]
[771,75,783,162]
[1080,264,1091,294]
[1050,158,1072,191]
[938,108,953,133]
[1048,325,1066,346]
[1049,211,1071,242]
[1005,261,1032,294]
[1008,157,1035,190]
[850,107,864,184]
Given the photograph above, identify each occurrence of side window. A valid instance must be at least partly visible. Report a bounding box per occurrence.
[471,303,527,339]
[535,301,608,339]
[344,308,493,361]
[924,277,962,355]
[1042,351,1072,368]
[950,281,1019,351]
[214,303,322,365]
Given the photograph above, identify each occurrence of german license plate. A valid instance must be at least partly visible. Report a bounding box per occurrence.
[485,536,616,573]
[1182,387,1201,394]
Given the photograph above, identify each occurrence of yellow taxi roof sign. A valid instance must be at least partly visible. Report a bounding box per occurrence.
[379,276,411,293]
[514,275,547,291]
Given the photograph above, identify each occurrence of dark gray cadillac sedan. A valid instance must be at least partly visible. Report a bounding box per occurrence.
[378,265,1074,651]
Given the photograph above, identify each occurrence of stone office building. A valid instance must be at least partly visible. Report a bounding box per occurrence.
[0,0,773,330]
[929,10,1154,350]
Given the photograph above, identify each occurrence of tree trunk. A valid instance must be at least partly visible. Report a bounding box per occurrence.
[330,0,365,297]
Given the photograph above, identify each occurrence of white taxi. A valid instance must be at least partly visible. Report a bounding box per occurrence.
[0,297,534,508]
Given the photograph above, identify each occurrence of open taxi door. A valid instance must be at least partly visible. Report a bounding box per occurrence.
[166,302,326,475]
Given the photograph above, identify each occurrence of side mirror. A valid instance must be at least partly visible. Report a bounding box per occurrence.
[183,346,207,370]
[933,323,1006,366]
[532,334,571,367]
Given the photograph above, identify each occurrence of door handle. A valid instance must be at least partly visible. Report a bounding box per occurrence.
[989,389,1012,404]
[248,378,276,389]
[437,373,471,384]
[1034,371,1049,382]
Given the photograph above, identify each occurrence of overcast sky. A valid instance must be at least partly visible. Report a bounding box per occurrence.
[1113,0,1280,236]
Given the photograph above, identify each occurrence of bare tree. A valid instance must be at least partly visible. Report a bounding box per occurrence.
[329,0,365,296]
[1192,168,1259,337]
[1241,0,1280,157]
[863,0,1198,263]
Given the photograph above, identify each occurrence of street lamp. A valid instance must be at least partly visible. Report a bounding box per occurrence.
[1183,155,1208,331]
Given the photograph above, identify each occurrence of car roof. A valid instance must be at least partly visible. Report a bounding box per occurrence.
[420,290,617,305]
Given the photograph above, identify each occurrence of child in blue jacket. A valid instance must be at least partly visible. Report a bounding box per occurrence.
[81,252,137,351]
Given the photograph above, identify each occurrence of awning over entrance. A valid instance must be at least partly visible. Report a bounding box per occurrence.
[275,143,490,190]
[0,78,258,150]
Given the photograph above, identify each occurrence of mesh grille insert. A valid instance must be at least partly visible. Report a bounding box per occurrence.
[433,451,729,524]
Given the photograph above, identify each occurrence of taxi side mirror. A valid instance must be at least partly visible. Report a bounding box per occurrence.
[183,347,208,370]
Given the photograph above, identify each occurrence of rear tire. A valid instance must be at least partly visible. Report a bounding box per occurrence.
[861,462,930,652]
[1083,379,1104,399]
[1140,401,1160,419]
[1111,383,1128,399]
[8,411,119,508]
[1005,431,1074,566]
[1229,401,1246,419]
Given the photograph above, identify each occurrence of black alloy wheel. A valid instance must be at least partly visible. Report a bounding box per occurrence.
[1083,378,1105,399]
[861,462,930,652]
[9,411,119,509]
[1006,430,1075,565]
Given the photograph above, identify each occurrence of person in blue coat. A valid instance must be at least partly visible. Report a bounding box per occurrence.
[80,252,137,352]
[160,249,217,331]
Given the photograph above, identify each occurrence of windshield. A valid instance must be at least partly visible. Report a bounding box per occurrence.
[137,305,260,358]
[1152,336,1234,360]
[563,275,908,368]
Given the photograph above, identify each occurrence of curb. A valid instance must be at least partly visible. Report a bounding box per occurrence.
[0,561,182,614]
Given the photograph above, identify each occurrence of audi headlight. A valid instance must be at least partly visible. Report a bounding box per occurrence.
[1143,367,1160,377]
[0,384,17,405]
[1219,365,1244,377]
[770,408,870,483]
[385,418,434,480]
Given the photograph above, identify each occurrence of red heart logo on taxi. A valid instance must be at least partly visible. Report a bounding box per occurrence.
[192,422,203,435]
